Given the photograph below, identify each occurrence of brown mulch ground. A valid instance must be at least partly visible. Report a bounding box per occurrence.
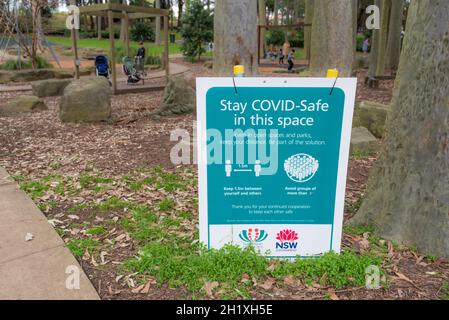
[0,60,447,300]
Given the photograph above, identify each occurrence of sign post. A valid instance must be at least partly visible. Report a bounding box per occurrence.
[196,77,357,258]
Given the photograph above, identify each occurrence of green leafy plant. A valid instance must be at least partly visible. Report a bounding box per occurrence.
[180,0,213,61]
[130,20,155,42]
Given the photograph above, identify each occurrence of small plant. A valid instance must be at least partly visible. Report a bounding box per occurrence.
[66,238,99,257]
[441,281,449,300]
[86,226,107,236]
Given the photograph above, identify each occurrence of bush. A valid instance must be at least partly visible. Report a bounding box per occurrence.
[145,55,161,66]
[0,55,51,70]
[288,30,304,48]
[101,31,120,39]
[181,0,213,61]
[130,21,155,42]
[266,29,286,46]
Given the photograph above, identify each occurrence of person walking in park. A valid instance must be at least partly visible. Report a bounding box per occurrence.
[288,49,295,72]
[136,41,146,74]
[362,37,370,54]
[279,48,284,65]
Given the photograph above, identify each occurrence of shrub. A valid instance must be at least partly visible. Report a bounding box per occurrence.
[181,0,213,61]
[145,54,161,66]
[266,29,286,46]
[130,21,155,42]
[0,55,51,70]
[288,30,304,48]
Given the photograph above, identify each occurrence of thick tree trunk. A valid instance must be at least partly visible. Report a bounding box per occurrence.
[274,0,279,25]
[309,0,354,77]
[258,0,266,60]
[351,0,449,259]
[177,0,183,29]
[385,0,404,71]
[368,0,381,79]
[213,0,258,76]
[155,0,161,45]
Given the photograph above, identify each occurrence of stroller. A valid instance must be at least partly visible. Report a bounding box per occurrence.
[122,56,145,85]
[95,55,110,79]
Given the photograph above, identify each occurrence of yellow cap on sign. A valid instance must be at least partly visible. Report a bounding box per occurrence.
[326,68,339,78]
[233,65,245,76]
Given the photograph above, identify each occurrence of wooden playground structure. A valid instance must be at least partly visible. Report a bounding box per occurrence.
[73,3,170,95]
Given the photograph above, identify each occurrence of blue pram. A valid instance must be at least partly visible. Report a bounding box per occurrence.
[95,55,110,79]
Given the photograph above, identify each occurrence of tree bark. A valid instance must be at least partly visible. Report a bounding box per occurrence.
[375,0,391,76]
[258,0,267,60]
[368,0,381,79]
[213,0,258,76]
[155,0,161,45]
[304,0,314,60]
[385,0,404,71]
[177,0,183,29]
[309,0,354,77]
[274,0,279,25]
[351,0,449,259]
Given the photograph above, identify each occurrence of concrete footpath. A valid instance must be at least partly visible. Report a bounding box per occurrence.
[0,167,99,300]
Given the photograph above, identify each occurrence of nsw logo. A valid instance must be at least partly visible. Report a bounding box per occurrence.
[275,229,298,251]
[239,228,268,245]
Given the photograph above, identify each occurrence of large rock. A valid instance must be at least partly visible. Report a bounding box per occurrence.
[352,101,390,138]
[157,76,195,116]
[59,77,111,123]
[0,95,47,116]
[350,127,379,156]
[0,71,13,84]
[10,69,55,82]
[32,79,72,97]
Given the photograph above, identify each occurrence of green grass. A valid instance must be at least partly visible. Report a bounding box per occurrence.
[86,226,107,236]
[67,238,100,257]
[47,36,182,56]
[441,281,449,300]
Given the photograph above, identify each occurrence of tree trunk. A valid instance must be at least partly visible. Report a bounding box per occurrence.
[258,0,266,61]
[213,0,258,76]
[304,0,314,60]
[375,0,391,76]
[368,0,381,79]
[155,0,161,45]
[350,0,449,259]
[309,0,354,77]
[274,0,279,25]
[385,0,404,71]
[177,0,183,29]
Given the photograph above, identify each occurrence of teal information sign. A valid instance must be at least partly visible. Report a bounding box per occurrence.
[197,78,357,258]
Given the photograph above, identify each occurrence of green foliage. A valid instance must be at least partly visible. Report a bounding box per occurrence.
[19,181,49,199]
[266,29,286,46]
[86,226,107,236]
[125,244,267,297]
[130,20,155,42]
[441,281,449,300]
[145,54,161,66]
[180,0,213,61]
[159,198,175,212]
[67,238,99,257]
[288,30,304,48]
[272,251,382,288]
[0,56,51,70]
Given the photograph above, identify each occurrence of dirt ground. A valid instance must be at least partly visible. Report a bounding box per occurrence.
[0,60,447,300]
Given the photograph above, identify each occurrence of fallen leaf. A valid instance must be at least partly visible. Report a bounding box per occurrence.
[131,284,145,293]
[283,275,300,287]
[327,288,339,300]
[25,233,34,241]
[68,215,79,220]
[203,281,219,298]
[259,277,275,290]
[141,278,156,294]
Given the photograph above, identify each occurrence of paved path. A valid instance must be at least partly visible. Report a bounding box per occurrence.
[0,167,99,300]
[0,62,189,93]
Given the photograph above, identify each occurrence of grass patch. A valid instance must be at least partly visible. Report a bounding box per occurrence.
[19,181,49,199]
[86,226,107,236]
[441,281,449,300]
[66,238,99,257]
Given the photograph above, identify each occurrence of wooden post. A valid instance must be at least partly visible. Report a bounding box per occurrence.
[71,26,80,79]
[164,15,169,82]
[108,9,117,94]
[124,13,130,56]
